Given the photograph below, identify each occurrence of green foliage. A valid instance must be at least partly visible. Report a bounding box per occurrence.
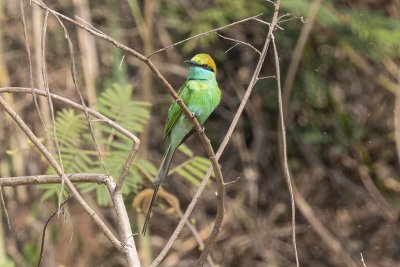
[41,83,212,205]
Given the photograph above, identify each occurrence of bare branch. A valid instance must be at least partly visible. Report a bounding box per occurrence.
[37,195,72,267]
[20,0,49,141]
[271,33,299,267]
[257,75,276,80]
[40,9,67,210]
[264,0,276,6]
[0,186,11,230]
[147,13,264,58]
[224,43,240,54]
[0,173,110,186]
[278,15,308,24]
[217,33,261,56]
[253,18,284,30]
[360,253,367,267]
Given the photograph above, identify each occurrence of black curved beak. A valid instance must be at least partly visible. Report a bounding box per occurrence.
[184,60,200,66]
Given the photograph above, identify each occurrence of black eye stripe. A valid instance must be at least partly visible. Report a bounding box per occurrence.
[200,64,214,72]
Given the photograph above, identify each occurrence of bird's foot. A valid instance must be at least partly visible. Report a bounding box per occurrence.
[197,126,205,134]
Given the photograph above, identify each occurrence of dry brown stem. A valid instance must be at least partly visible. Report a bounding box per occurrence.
[271,33,299,266]
[37,195,72,267]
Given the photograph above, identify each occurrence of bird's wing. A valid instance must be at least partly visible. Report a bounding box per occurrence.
[163,81,192,142]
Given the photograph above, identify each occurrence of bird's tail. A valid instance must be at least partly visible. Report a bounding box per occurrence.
[142,144,175,235]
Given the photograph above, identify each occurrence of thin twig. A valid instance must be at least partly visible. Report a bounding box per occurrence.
[265,0,276,6]
[147,13,263,58]
[217,33,261,56]
[271,33,299,267]
[40,9,67,210]
[278,15,308,24]
[37,195,72,267]
[360,253,367,267]
[224,43,239,54]
[0,186,11,230]
[257,75,276,80]
[254,17,284,30]
[19,0,49,143]
[75,15,107,36]
[151,1,282,266]
[223,176,241,186]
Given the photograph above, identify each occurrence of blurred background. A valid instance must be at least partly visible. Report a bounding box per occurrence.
[0,0,400,266]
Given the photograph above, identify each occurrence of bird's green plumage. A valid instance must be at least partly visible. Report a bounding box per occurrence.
[142,54,221,235]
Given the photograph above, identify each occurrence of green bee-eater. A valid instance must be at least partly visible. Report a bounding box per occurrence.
[142,54,221,235]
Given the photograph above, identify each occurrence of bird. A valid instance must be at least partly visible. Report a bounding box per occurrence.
[142,53,221,235]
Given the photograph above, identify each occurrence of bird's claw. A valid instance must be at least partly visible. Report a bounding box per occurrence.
[198,126,205,134]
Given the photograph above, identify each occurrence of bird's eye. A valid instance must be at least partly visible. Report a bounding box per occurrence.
[202,64,208,68]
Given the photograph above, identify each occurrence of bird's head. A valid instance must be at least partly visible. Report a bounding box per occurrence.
[185,54,217,74]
